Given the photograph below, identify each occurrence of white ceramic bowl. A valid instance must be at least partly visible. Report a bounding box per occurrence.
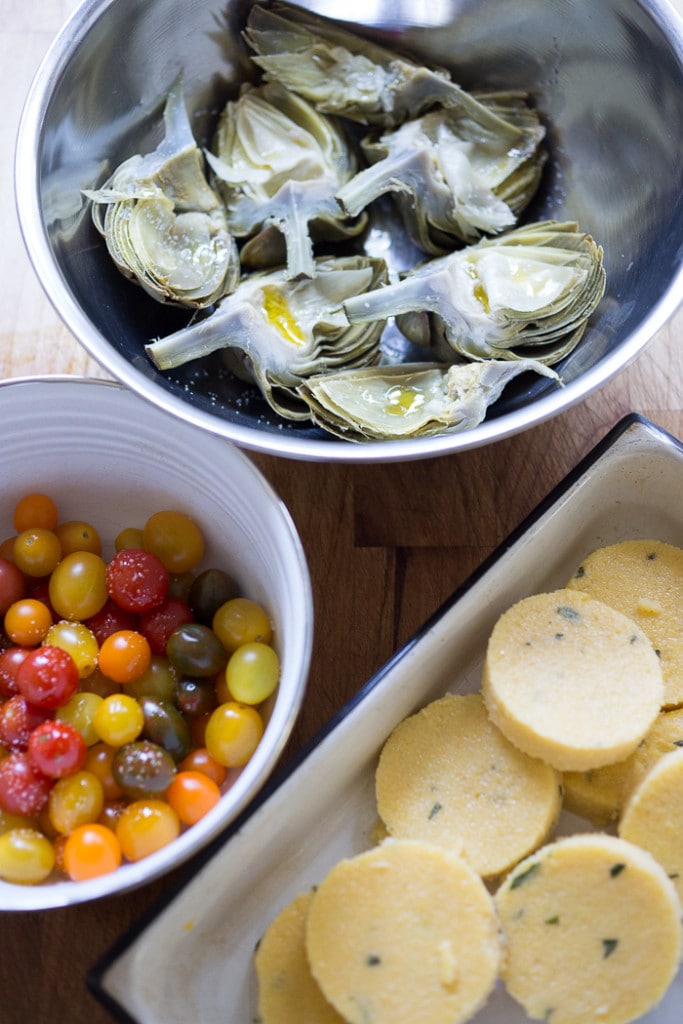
[14,0,683,462]
[0,376,313,909]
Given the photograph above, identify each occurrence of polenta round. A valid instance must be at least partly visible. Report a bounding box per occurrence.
[563,706,683,824]
[495,833,682,1024]
[567,539,683,707]
[375,693,561,878]
[619,745,683,905]
[254,890,346,1024]
[481,589,663,771]
[305,839,501,1024]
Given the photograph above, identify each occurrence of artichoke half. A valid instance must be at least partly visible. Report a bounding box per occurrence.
[343,221,606,365]
[298,359,560,442]
[84,76,239,309]
[243,1,524,139]
[337,92,546,252]
[206,81,365,280]
[145,255,388,420]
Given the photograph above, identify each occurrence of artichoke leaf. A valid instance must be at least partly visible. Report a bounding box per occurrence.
[145,256,388,419]
[83,76,239,308]
[207,81,365,279]
[298,359,560,442]
[343,220,606,366]
[337,96,546,251]
[244,2,525,138]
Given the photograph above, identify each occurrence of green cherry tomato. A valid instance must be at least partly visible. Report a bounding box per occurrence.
[166,623,227,678]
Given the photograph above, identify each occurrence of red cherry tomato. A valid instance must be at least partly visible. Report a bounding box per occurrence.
[0,557,26,615]
[0,695,50,751]
[15,645,80,710]
[106,549,169,613]
[0,751,53,816]
[28,720,87,778]
[84,598,139,645]
[139,597,194,655]
[0,646,32,699]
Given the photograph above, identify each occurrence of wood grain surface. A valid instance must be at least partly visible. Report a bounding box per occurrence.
[1,2,683,1021]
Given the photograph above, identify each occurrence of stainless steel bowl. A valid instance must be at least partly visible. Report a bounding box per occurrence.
[15,0,683,462]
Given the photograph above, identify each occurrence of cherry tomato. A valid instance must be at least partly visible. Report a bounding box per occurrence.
[92,693,144,746]
[84,598,139,645]
[178,747,228,787]
[13,528,62,578]
[15,645,79,710]
[78,667,121,699]
[0,752,53,816]
[13,493,58,533]
[166,623,227,677]
[204,702,264,767]
[188,712,211,749]
[116,799,180,861]
[0,557,26,615]
[0,827,55,884]
[139,597,194,656]
[112,740,176,799]
[0,695,49,752]
[139,697,192,763]
[167,572,194,602]
[0,807,37,835]
[48,770,104,835]
[49,551,108,621]
[176,676,218,718]
[28,720,87,779]
[56,691,103,747]
[98,630,151,684]
[106,549,169,614]
[225,642,280,705]
[44,620,99,678]
[124,655,177,703]
[0,538,16,562]
[189,568,237,625]
[54,520,102,556]
[166,770,221,825]
[4,598,53,646]
[212,598,273,652]
[114,527,145,552]
[84,743,124,801]
[63,822,122,881]
[98,800,127,831]
[0,646,31,699]
[142,510,205,574]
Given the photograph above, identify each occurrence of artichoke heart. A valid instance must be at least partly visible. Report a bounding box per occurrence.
[343,221,606,365]
[244,2,525,138]
[337,92,546,252]
[298,359,560,442]
[145,255,388,420]
[84,76,239,308]
[206,81,365,280]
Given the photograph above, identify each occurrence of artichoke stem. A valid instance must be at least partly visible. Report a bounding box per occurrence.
[344,267,463,328]
[336,148,431,217]
[146,308,245,370]
[272,183,317,280]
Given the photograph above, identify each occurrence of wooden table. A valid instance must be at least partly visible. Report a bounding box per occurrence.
[2,2,683,1021]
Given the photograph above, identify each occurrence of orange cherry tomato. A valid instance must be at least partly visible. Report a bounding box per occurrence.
[98,630,152,684]
[4,599,53,646]
[166,770,221,825]
[13,493,58,533]
[63,823,122,880]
